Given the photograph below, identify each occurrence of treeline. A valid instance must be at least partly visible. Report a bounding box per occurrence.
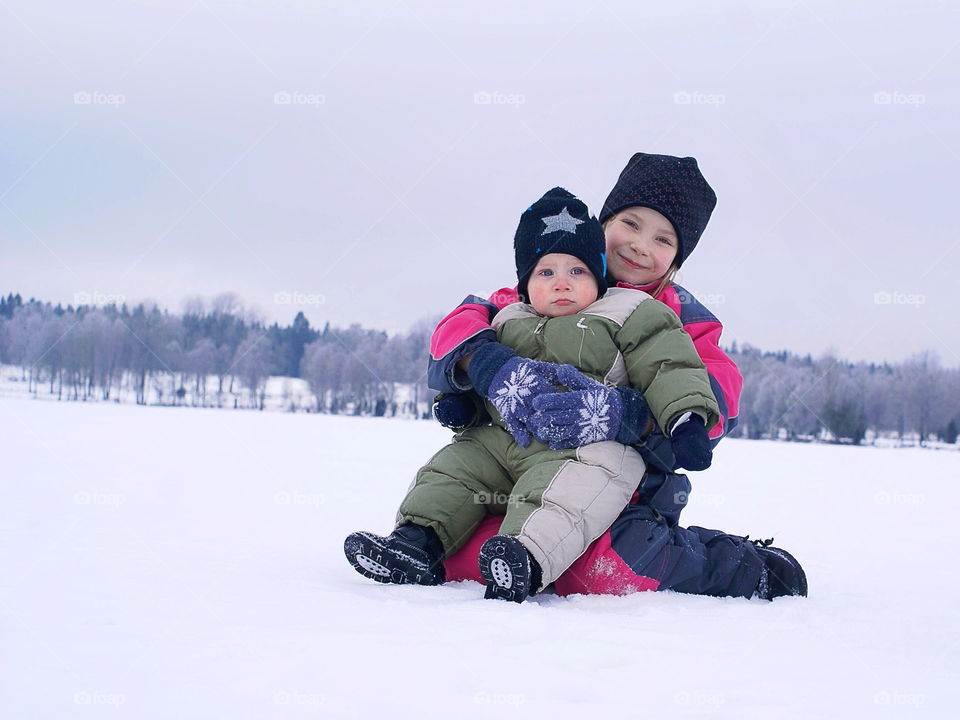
[0,292,435,416]
[727,343,958,445]
[1,292,957,445]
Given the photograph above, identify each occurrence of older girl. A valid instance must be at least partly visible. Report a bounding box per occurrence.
[363,153,806,600]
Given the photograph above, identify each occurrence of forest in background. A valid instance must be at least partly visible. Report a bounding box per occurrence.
[1,292,956,446]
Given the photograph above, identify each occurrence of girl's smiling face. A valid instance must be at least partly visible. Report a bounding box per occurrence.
[604,206,679,286]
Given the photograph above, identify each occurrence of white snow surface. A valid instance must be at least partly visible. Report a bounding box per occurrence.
[1,396,956,719]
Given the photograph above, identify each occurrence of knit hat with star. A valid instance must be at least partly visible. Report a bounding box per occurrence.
[514,187,608,302]
[599,153,717,268]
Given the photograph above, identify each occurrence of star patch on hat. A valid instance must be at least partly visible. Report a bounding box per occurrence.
[540,207,584,235]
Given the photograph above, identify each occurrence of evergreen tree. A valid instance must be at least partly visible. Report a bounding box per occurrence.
[942,419,958,445]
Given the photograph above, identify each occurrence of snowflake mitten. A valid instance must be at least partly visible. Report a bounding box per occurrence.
[528,365,650,450]
[466,341,557,448]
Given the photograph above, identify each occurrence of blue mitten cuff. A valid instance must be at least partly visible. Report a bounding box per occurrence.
[613,386,652,446]
[465,341,517,397]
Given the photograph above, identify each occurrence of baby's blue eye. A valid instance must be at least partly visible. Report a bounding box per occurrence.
[539,268,553,276]
[571,268,584,275]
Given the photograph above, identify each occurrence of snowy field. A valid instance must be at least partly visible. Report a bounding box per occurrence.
[1,396,956,719]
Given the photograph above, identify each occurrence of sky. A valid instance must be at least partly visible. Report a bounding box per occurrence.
[1,0,958,367]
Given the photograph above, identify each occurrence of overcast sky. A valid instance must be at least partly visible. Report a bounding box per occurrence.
[1,0,957,366]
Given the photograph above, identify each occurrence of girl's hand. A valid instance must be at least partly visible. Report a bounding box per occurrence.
[465,342,558,448]
[669,415,713,471]
[527,365,650,450]
[432,392,489,431]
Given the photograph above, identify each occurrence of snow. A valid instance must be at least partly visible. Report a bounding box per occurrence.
[1,396,956,719]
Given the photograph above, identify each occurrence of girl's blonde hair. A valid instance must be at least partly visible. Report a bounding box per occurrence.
[650,265,678,299]
[602,213,678,300]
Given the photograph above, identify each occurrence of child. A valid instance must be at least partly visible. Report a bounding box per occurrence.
[344,188,721,602]
[430,154,806,601]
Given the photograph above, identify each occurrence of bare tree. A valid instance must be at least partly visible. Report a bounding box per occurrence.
[232,333,273,410]
[184,338,216,406]
[900,351,942,445]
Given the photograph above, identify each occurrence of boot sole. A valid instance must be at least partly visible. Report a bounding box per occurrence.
[344,531,443,586]
[478,536,531,603]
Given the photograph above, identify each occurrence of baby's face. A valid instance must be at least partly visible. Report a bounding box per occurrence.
[526,253,599,317]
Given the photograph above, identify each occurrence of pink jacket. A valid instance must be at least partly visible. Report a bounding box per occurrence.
[428,280,741,441]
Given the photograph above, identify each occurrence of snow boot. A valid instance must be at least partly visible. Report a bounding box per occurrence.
[344,524,445,586]
[478,535,542,603]
[752,539,808,600]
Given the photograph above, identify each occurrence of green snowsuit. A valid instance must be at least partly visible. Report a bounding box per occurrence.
[398,287,720,589]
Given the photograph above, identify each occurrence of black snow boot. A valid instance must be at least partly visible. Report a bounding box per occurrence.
[751,539,808,600]
[344,524,445,586]
[478,535,542,603]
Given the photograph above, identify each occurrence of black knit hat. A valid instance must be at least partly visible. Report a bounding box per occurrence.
[599,153,717,268]
[514,187,607,302]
